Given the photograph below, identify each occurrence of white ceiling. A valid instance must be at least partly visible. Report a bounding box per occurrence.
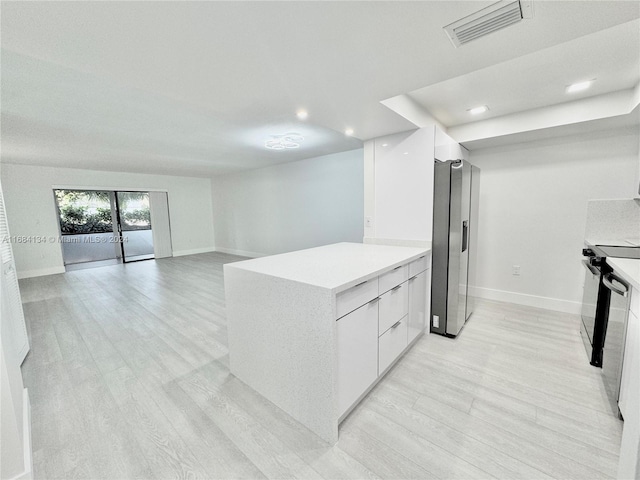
[1,1,639,176]
[406,19,640,127]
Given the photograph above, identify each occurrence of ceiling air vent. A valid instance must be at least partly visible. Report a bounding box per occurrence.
[444,0,533,48]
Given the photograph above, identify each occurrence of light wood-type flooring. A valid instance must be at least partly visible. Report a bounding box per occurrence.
[19,252,623,479]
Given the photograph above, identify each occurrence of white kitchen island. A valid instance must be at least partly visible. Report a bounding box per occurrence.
[224,242,431,443]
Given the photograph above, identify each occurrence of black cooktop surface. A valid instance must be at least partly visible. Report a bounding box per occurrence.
[595,245,640,259]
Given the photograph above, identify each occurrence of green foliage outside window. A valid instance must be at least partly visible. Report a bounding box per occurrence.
[55,190,151,235]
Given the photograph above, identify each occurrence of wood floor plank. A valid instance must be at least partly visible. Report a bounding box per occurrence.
[177,368,325,480]
[405,343,621,429]
[217,373,381,479]
[364,381,554,479]
[350,407,497,479]
[159,379,268,480]
[117,390,210,479]
[469,397,619,476]
[535,406,622,455]
[414,336,614,413]
[412,386,614,480]
[337,423,437,479]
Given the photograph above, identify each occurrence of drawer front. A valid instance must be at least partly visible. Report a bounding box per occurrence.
[379,264,409,294]
[378,317,408,374]
[409,255,429,277]
[379,282,408,335]
[336,278,379,319]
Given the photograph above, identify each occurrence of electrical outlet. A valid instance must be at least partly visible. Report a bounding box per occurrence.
[512,265,521,276]
[433,315,440,328]
[365,216,373,228]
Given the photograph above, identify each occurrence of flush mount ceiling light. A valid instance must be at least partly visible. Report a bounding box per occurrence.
[468,105,489,115]
[265,132,304,150]
[345,128,354,136]
[444,0,533,48]
[566,80,593,94]
[296,110,308,120]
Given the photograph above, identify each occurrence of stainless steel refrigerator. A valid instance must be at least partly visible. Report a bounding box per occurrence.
[431,159,480,337]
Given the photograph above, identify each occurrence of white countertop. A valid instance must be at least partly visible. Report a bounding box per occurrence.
[225,242,430,292]
[607,257,640,291]
[586,238,640,247]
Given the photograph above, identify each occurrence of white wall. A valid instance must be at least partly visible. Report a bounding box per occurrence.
[211,149,364,257]
[1,163,215,278]
[470,129,639,313]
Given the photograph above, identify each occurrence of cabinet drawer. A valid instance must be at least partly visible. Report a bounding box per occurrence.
[379,282,408,335]
[409,255,429,277]
[378,317,408,374]
[379,264,408,294]
[336,278,378,319]
[337,302,379,418]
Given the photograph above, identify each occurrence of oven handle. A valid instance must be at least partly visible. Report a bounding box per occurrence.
[602,273,629,297]
[582,259,600,276]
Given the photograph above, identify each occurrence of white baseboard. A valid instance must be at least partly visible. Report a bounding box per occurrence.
[17,266,65,279]
[11,389,33,480]
[214,247,265,258]
[172,247,216,257]
[469,286,582,314]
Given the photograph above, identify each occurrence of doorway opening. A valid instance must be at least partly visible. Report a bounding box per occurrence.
[54,189,156,270]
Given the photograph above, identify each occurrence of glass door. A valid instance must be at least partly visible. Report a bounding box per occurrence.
[54,189,120,266]
[115,191,154,263]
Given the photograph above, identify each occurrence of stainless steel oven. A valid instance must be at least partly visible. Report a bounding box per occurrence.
[580,244,637,417]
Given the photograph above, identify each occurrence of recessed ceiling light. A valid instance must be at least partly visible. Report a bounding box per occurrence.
[345,128,354,136]
[566,80,593,94]
[468,105,489,115]
[403,152,409,155]
[265,133,304,150]
[296,110,308,120]
[382,143,389,147]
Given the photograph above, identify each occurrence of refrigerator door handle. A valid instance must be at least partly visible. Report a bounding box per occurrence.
[461,220,468,253]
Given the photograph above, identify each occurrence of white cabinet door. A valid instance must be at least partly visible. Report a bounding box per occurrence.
[374,129,435,241]
[337,300,379,418]
[0,184,29,365]
[619,306,639,421]
[408,270,428,344]
[618,290,640,480]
